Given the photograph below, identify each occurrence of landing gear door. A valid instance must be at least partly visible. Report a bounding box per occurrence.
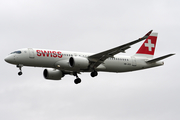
[28,48,35,59]
[131,56,136,66]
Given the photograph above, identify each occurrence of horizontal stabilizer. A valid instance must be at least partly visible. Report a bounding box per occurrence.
[146,54,175,63]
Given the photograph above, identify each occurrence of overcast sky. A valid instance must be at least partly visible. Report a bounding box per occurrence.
[0,0,179,120]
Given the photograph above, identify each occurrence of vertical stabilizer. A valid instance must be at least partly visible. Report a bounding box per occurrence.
[135,32,158,58]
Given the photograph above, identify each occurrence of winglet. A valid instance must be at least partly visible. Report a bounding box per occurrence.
[141,30,153,39]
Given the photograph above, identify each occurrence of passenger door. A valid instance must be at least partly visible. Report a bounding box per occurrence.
[28,48,35,59]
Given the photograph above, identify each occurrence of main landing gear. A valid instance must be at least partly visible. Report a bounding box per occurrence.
[73,73,81,84]
[91,71,98,77]
[73,71,98,84]
[17,64,23,76]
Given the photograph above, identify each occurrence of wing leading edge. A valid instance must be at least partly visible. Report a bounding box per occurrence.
[88,30,153,70]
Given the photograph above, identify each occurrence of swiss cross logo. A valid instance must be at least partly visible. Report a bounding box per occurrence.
[145,39,154,51]
[136,35,157,55]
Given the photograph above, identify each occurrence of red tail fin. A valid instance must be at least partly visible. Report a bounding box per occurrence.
[135,33,158,58]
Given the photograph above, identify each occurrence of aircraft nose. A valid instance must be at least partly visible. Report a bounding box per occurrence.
[4,55,15,64]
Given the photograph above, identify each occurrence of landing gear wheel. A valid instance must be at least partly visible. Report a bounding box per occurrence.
[91,71,98,77]
[73,72,82,84]
[18,71,22,76]
[74,78,81,84]
[17,64,23,76]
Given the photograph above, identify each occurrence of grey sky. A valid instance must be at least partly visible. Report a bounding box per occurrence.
[0,0,179,120]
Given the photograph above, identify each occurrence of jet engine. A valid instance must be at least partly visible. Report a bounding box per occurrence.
[69,57,89,69]
[43,68,64,80]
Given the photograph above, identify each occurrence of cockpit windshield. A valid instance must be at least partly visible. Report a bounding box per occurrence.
[10,51,21,54]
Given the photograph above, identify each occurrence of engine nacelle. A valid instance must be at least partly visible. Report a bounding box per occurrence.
[69,57,89,69]
[55,60,70,69]
[43,68,64,80]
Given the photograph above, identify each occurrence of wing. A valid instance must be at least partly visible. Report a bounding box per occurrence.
[88,30,153,70]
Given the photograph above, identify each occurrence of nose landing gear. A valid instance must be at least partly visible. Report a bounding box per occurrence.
[17,64,23,76]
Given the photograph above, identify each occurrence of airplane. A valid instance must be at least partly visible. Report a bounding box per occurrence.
[4,30,175,84]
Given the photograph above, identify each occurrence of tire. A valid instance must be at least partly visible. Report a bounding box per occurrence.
[74,78,81,84]
[18,72,22,76]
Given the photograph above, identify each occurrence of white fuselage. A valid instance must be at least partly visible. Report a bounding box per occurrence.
[5,48,163,73]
